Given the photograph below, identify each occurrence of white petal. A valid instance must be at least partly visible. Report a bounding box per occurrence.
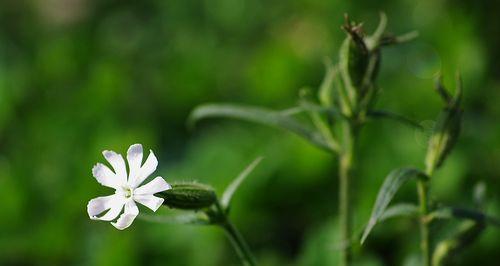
[103,150,128,184]
[134,194,164,211]
[92,163,121,188]
[87,194,116,217]
[134,176,171,195]
[112,200,139,230]
[130,150,158,188]
[127,144,143,184]
[88,195,125,221]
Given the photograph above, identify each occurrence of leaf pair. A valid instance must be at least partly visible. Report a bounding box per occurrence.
[361,168,500,245]
[188,103,422,154]
[361,168,428,244]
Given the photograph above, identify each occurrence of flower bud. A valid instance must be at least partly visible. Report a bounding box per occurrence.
[339,17,369,95]
[159,182,217,210]
[425,76,463,172]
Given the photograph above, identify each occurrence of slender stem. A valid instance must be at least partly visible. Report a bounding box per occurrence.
[418,167,433,266]
[216,202,256,266]
[338,120,356,266]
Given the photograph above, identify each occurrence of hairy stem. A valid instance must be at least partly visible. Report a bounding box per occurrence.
[338,120,356,266]
[418,167,432,266]
[216,202,256,266]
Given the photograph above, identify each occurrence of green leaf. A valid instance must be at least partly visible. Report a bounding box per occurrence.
[188,103,334,151]
[299,99,344,120]
[361,168,428,244]
[379,31,419,47]
[379,203,419,222]
[367,109,423,130]
[427,207,500,227]
[139,212,212,225]
[318,60,337,107]
[365,12,388,51]
[221,157,263,210]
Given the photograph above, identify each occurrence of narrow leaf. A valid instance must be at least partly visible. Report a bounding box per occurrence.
[188,103,333,151]
[361,168,428,244]
[318,60,337,107]
[380,31,419,47]
[427,207,500,227]
[368,12,388,49]
[299,99,344,119]
[221,157,263,210]
[368,110,423,130]
[379,203,419,222]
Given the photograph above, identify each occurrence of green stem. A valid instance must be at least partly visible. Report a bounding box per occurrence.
[418,167,433,266]
[216,202,256,266]
[338,120,356,266]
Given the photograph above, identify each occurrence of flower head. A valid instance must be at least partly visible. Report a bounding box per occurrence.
[87,144,171,230]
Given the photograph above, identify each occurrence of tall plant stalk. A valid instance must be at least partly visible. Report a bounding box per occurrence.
[417,177,431,266]
[189,14,418,266]
[338,120,357,266]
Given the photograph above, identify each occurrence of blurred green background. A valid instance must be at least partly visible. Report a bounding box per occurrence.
[1,0,499,265]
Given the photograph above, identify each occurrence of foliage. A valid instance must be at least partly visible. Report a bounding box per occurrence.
[1,0,500,266]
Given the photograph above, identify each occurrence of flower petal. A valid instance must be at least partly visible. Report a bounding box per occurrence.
[134,176,171,195]
[88,195,125,221]
[111,200,139,230]
[92,163,121,188]
[87,194,116,217]
[127,144,143,184]
[103,150,127,185]
[130,150,158,188]
[134,194,164,211]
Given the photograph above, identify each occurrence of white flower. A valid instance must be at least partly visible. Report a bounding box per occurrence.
[87,144,172,230]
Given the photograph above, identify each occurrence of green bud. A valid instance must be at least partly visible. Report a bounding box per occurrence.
[338,14,381,114]
[425,75,463,172]
[159,182,217,210]
[339,25,369,90]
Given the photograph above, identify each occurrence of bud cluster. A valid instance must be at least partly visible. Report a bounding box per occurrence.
[332,15,384,119]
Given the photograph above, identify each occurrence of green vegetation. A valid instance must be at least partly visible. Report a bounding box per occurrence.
[1,1,500,265]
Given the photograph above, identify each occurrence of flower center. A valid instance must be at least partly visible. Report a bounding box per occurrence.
[122,186,133,199]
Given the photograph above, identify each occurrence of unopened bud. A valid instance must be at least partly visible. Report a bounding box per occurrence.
[338,14,381,113]
[159,182,217,210]
[339,21,369,91]
[425,75,463,172]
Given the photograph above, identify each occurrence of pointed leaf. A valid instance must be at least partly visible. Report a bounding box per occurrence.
[368,110,423,130]
[427,207,500,227]
[379,203,419,222]
[365,12,388,50]
[318,60,337,107]
[221,157,263,210]
[188,103,333,151]
[361,168,428,244]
